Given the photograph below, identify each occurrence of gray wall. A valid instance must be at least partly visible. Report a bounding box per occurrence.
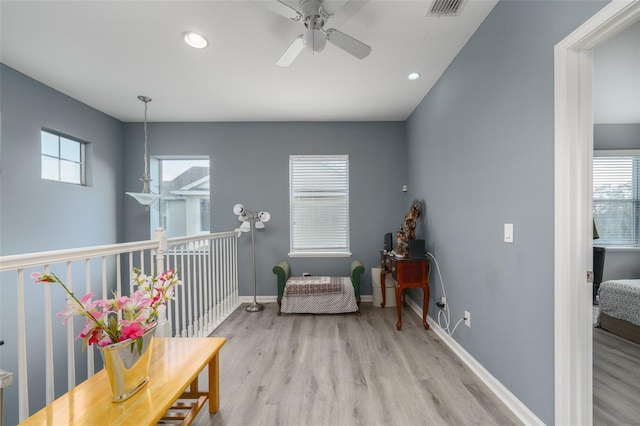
[594,123,640,281]
[1,64,124,426]
[405,1,607,424]
[1,1,621,423]
[122,121,408,298]
[1,66,408,425]
[594,123,640,150]
[601,250,640,281]
[0,64,124,255]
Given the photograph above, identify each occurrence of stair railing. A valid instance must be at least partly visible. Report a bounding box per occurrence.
[0,228,241,423]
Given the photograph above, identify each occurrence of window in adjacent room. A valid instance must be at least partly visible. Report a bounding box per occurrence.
[593,150,640,247]
[289,155,351,256]
[151,157,210,238]
[41,129,86,185]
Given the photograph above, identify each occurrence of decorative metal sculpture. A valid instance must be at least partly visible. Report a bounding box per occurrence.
[395,199,422,258]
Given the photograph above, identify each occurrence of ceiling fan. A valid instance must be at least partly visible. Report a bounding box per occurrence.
[273,0,371,66]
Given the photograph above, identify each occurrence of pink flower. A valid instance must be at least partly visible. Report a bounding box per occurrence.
[31,272,56,283]
[34,267,180,350]
[159,270,174,282]
[94,300,116,319]
[78,323,101,344]
[96,335,114,347]
[115,296,131,310]
[86,329,107,346]
[57,292,96,324]
[120,321,146,341]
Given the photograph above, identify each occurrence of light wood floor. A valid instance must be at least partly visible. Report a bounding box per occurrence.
[192,302,522,426]
[593,327,640,425]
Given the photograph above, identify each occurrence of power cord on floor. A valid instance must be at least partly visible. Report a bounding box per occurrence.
[426,251,465,336]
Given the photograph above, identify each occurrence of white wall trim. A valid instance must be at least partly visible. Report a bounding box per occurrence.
[554,1,640,425]
[404,299,544,425]
[239,295,374,304]
[240,295,278,303]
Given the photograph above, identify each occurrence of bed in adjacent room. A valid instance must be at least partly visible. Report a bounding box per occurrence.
[597,279,640,344]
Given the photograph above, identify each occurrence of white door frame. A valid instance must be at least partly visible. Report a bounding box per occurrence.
[554,1,640,424]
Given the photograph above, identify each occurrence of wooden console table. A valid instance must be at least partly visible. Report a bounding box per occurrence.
[20,337,226,425]
[380,252,429,331]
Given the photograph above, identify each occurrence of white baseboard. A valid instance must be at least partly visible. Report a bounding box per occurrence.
[239,295,374,303]
[239,296,278,303]
[405,298,544,426]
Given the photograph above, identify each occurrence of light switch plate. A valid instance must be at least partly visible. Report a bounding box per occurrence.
[504,223,514,243]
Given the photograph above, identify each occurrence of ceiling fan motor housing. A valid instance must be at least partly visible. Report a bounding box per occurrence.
[303,17,326,52]
[299,0,325,18]
[275,0,371,66]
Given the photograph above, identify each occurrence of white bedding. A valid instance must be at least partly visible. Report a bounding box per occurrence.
[598,279,640,327]
[281,276,358,314]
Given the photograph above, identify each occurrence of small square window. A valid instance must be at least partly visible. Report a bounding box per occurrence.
[41,130,86,185]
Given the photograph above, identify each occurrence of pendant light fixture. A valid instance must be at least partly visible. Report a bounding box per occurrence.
[126,95,161,210]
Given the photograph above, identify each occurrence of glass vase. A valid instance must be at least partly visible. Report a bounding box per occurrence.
[98,322,157,402]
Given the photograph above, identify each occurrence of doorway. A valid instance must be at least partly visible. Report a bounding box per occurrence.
[554,1,640,424]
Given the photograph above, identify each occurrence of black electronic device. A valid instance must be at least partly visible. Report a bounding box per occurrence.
[384,232,393,252]
[408,239,425,259]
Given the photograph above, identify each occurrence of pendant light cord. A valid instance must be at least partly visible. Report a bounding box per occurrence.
[138,95,152,182]
[143,99,149,180]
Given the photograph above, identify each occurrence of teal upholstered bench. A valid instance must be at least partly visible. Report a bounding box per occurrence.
[273,260,365,316]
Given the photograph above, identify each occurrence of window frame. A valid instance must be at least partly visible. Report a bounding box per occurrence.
[200,199,211,232]
[150,156,210,238]
[592,149,640,249]
[288,154,351,258]
[40,129,87,185]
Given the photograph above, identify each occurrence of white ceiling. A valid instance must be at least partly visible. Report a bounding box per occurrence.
[0,0,498,122]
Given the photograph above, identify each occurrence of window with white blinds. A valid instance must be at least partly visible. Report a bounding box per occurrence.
[289,155,351,256]
[593,151,640,247]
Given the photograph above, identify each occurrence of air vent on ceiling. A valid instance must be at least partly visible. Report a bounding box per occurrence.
[426,0,468,16]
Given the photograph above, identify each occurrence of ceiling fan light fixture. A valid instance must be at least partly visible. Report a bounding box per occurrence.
[303,28,326,53]
[183,31,208,49]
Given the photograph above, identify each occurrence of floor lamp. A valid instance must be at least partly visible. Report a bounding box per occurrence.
[233,204,271,312]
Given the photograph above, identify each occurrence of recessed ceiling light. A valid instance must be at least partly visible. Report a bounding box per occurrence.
[408,72,420,81]
[183,32,208,49]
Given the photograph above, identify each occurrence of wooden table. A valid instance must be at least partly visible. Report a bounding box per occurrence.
[381,252,429,331]
[20,337,226,425]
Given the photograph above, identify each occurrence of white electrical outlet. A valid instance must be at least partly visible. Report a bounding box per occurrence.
[464,310,471,327]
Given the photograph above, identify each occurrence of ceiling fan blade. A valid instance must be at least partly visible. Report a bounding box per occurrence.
[325,28,371,59]
[320,0,348,16]
[270,0,303,21]
[321,0,369,24]
[276,35,305,67]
